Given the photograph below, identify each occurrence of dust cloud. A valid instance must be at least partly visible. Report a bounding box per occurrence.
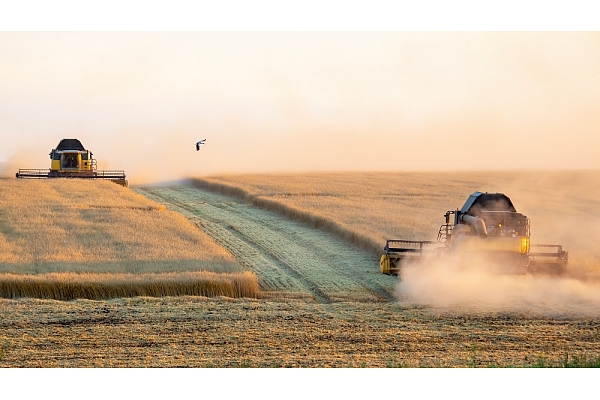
[396,171,600,317]
[0,145,48,177]
[396,252,600,317]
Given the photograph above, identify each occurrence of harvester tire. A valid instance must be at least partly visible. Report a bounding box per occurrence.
[380,255,391,275]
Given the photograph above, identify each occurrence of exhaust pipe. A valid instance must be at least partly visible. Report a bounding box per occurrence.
[460,214,488,238]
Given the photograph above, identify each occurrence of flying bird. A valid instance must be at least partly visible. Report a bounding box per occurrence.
[196,139,206,151]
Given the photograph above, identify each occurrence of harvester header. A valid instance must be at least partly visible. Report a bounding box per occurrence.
[15,138,128,187]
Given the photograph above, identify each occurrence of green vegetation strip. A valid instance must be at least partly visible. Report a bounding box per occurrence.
[0,271,259,300]
[529,353,600,368]
[191,178,382,255]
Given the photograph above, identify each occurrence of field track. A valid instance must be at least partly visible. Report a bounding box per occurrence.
[136,186,395,303]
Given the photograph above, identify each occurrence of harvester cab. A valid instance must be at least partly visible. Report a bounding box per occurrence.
[16,139,128,187]
[380,192,568,276]
[49,139,96,172]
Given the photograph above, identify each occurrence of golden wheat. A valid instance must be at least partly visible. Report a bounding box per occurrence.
[0,178,239,273]
[193,170,600,278]
[0,271,259,300]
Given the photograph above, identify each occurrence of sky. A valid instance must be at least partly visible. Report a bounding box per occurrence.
[1,5,599,184]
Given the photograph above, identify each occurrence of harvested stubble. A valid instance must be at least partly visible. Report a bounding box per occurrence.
[0,271,259,300]
[190,178,382,255]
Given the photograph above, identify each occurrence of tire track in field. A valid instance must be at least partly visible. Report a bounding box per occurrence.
[137,188,305,294]
[136,186,395,302]
[139,187,334,302]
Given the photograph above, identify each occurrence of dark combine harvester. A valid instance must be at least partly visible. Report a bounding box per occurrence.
[15,139,128,187]
[380,192,568,276]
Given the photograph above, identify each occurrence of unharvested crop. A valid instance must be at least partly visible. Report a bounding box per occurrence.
[0,178,257,301]
[192,171,600,279]
[0,271,259,300]
[0,178,240,274]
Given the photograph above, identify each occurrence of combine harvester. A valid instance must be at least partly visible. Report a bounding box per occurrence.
[15,138,128,187]
[380,192,568,276]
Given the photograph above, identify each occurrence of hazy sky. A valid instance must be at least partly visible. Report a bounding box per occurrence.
[1,31,599,183]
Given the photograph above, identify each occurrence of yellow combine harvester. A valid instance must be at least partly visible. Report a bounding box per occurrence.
[380,192,568,276]
[15,139,128,187]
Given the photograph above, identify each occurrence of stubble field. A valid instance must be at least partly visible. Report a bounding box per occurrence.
[1,171,600,367]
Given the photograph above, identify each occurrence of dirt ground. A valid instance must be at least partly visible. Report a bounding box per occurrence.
[2,297,599,368]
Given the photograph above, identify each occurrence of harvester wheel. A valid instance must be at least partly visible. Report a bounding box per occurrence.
[380,255,391,275]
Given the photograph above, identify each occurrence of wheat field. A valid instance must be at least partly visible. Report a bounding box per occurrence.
[0,178,259,299]
[0,271,259,300]
[193,170,600,279]
[2,172,600,367]
[0,178,239,272]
